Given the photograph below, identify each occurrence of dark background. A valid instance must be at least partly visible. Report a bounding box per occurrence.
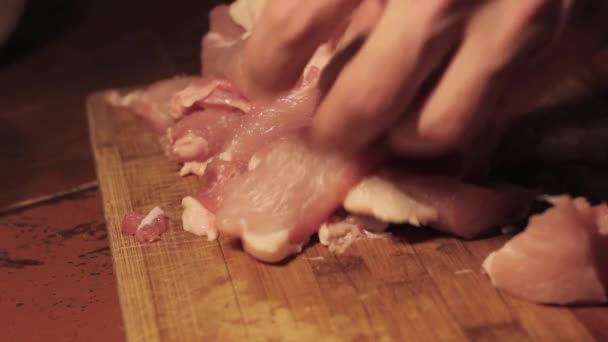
[0,0,223,209]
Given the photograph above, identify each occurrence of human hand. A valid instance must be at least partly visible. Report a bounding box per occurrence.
[239,0,604,156]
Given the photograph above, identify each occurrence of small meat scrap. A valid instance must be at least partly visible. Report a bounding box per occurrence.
[120,207,169,243]
[120,212,144,235]
[318,214,389,254]
[483,195,608,305]
[179,161,211,177]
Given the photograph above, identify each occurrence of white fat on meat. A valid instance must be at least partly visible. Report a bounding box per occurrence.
[170,78,221,119]
[248,154,261,171]
[104,76,197,134]
[343,176,438,227]
[132,206,170,243]
[318,222,362,254]
[229,0,266,33]
[318,215,389,254]
[137,207,165,230]
[240,229,304,263]
[218,151,233,162]
[171,132,209,161]
[179,161,211,177]
[343,169,535,239]
[181,196,218,240]
[105,90,137,107]
[169,78,251,119]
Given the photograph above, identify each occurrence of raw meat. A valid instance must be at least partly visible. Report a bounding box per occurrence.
[120,212,144,235]
[166,109,243,163]
[344,175,438,227]
[105,76,196,134]
[318,214,389,254]
[120,207,169,243]
[181,196,217,240]
[220,68,321,166]
[106,0,608,311]
[483,195,608,304]
[169,77,250,119]
[214,134,376,262]
[345,169,535,239]
[197,158,246,213]
[106,0,535,264]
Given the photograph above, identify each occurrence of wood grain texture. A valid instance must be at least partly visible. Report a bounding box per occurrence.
[87,92,607,341]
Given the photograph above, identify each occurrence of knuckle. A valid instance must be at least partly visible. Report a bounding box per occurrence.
[418,117,464,152]
[487,1,550,71]
[470,0,555,76]
[422,0,460,21]
[429,0,458,13]
[263,4,302,43]
[347,85,393,123]
[263,1,291,26]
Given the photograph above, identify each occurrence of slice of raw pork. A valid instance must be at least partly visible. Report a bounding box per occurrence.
[483,195,608,304]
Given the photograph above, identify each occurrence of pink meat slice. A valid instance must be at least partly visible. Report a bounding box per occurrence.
[221,66,322,167]
[166,109,243,162]
[483,195,608,304]
[196,158,245,213]
[215,134,376,262]
[105,76,197,134]
[345,169,535,239]
[188,61,329,219]
[170,77,250,119]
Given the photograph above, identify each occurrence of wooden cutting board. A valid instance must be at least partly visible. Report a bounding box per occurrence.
[86,91,607,342]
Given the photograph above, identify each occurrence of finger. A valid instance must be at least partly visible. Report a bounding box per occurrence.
[388,36,499,155]
[319,0,387,94]
[388,0,564,156]
[311,0,468,150]
[337,0,386,50]
[239,0,362,94]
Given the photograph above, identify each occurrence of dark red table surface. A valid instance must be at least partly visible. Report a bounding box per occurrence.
[0,1,220,341]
